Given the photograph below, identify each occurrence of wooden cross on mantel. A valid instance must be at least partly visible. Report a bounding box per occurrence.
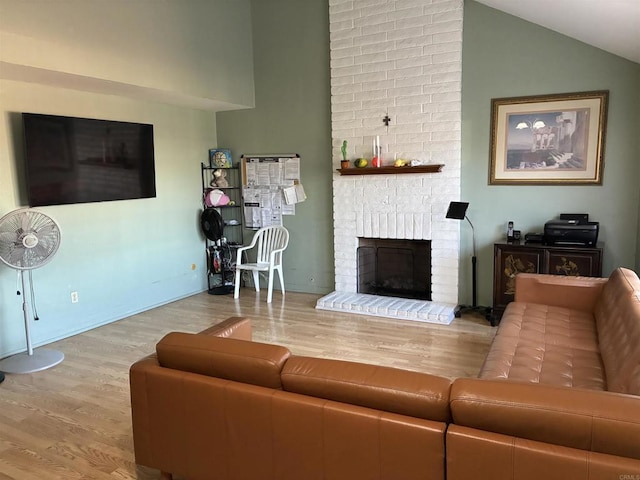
[383,114,391,127]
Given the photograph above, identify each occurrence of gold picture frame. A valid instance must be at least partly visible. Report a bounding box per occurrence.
[489,91,608,185]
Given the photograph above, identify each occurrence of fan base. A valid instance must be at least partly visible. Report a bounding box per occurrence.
[0,348,64,374]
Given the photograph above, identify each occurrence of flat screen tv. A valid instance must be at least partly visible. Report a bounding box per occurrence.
[22,113,156,207]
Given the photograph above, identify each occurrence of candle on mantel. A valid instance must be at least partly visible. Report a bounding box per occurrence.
[372,135,382,168]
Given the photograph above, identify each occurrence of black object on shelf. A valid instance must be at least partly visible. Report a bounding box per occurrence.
[201,208,224,242]
[445,201,494,325]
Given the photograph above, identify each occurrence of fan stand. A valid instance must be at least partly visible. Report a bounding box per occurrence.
[0,271,64,374]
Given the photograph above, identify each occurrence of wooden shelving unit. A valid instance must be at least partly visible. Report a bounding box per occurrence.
[336,164,444,175]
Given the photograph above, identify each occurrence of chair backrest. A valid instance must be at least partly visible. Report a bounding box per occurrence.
[255,226,289,264]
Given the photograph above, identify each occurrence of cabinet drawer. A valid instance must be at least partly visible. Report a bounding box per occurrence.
[493,245,542,317]
[545,249,602,276]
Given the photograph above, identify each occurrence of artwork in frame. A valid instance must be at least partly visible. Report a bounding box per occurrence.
[209,148,233,168]
[489,91,608,185]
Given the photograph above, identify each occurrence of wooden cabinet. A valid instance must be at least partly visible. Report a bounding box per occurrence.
[493,242,603,321]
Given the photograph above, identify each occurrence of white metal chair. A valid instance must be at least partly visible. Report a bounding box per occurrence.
[234,225,289,303]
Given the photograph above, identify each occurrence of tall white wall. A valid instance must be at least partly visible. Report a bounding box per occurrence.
[329,0,463,304]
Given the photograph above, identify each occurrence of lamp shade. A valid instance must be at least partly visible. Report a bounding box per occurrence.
[446,201,469,220]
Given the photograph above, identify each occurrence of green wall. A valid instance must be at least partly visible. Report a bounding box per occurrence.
[216,0,640,305]
[216,0,333,294]
[461,1,640,306]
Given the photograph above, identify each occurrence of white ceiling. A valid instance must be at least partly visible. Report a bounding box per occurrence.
[474,0,640,64]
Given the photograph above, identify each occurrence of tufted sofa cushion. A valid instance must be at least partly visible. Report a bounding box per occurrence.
[479,302,605,389]
[479,336,606,389]
[493,303,599,351]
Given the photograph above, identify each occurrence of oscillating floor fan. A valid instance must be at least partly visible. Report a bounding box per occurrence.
[0,208,64,375]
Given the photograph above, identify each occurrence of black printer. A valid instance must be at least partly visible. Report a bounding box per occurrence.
[544,214,599,247]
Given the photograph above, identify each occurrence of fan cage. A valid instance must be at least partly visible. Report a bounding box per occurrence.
[0,208,61,270]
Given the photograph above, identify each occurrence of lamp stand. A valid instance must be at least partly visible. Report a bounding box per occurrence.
[453,216,494,325]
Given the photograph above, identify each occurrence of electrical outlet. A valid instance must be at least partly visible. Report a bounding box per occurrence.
[71,291,78,303]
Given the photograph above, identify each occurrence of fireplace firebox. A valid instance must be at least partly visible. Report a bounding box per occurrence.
[357,238,431,300]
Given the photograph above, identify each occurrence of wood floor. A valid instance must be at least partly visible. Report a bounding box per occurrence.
[0,289,496,480]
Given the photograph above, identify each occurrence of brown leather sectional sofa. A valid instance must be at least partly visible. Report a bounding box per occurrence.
[449,267,640,479]
[130,268,640,479]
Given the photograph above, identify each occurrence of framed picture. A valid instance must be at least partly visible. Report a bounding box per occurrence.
[489,91,608,185]
[209,148,233,168]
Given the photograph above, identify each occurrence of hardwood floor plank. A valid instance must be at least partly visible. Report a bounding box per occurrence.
[0,289,495,479]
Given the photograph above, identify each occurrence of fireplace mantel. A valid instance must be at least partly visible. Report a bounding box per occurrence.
[337,164,444,176]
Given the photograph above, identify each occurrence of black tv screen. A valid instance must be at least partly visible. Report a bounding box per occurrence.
[22,113,156,207]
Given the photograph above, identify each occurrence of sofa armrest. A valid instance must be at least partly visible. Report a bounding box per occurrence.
[450,378,640,460]
[199,316,252,340]
[514,273,607,312]
[129,354,161,466]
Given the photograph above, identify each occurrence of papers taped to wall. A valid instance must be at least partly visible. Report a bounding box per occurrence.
[243,186,284,228]
[240,154,306,228]
[283,184,306,205]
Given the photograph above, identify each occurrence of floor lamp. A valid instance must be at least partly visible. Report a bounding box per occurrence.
[446,201,494,325]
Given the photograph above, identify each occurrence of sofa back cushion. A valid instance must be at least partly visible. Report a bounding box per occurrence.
[514,273,607,312]
[594,267,640,395]
[281,356,452,422]
[131,361,448,480]
[450,378,640,461]
[156,332,290,389]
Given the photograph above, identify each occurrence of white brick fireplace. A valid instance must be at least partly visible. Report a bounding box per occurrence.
[316,0,463,324]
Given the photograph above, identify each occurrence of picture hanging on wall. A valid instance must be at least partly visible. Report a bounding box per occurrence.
[489,91,608,185]
[209,148,233,168]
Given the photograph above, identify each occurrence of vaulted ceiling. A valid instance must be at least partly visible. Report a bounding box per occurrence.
[475,0,640,64]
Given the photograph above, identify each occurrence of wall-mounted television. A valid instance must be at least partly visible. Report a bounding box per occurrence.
[22,113,156,207]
